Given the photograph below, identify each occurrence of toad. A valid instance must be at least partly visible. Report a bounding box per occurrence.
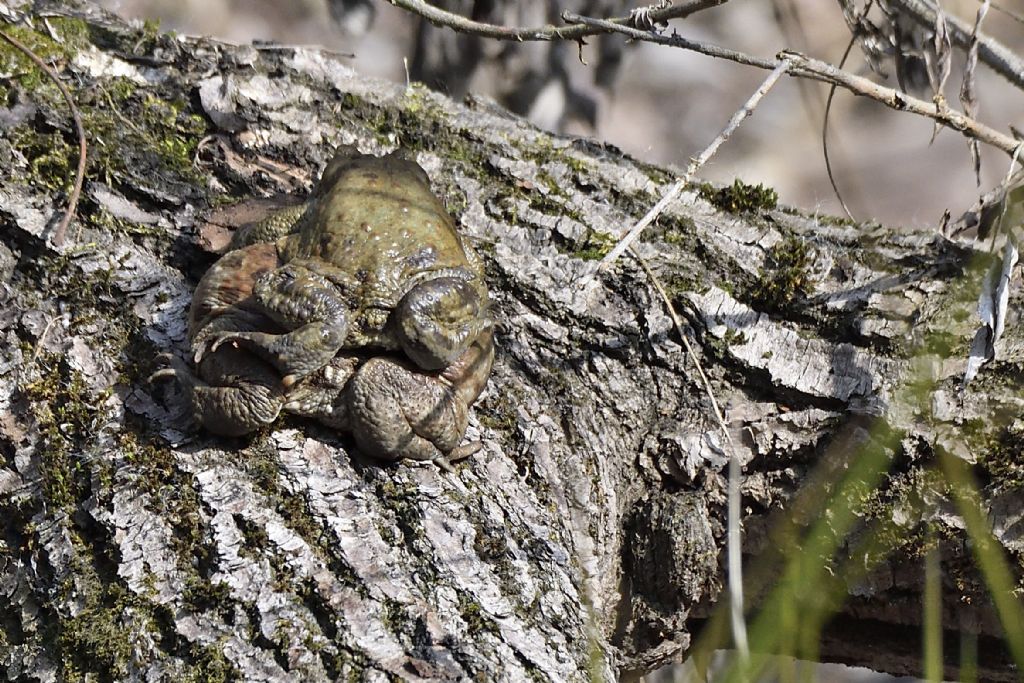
[152,148,494,464]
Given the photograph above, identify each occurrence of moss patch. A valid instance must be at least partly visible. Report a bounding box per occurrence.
[977,423,1024,486]
[2,21,209,235]
[573,229,616,261]
[743,236,812,312]
[55,557,137,680]
[699,178,778,214]
[457,592,500,637]
[19,353,112,510]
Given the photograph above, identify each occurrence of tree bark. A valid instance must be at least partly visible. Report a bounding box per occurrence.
[2,2,1022,681]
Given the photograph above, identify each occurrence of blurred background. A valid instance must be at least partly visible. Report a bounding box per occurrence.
[94,0,1024,229]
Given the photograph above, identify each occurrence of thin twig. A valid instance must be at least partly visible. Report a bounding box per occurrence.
[563,13,1022,158]
[823,34,859,221]
[0,27,86,247]
[631,249,749,663]
[386,0,726,42]
[30,315,60,364]
[599,59,792,270]
[985,142,1023,252]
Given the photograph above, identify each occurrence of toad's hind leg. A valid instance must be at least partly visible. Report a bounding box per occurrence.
[345,356,472,464]
[151,350,285,437]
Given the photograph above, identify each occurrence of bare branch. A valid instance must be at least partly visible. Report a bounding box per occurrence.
[823,33,860,221]
[562,12,1021,157]
[384,0,725,43]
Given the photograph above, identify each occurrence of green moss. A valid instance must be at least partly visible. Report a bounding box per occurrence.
[472,526,509,561]
[978,424,1024,485]
[855,467,952,565]
[376,477,426,549]
[54,549,143,681]
[574,229,616,261]
[380,596,409,634]
[743,236,813,312]
[117,429,227,615]
[277,494,325,552]
[90,207,166,239]
[0,19,89,93]
[235,515,272,557]
[722,328,747,346]
[15,250,124,330]
[11,128,75,190]
[534,169,564,197]
[458,593,499,637]
[525,189,564,216]
[3,18,209,207]
[182,574,234,615]
[564,154,594,175]
[699,178,778,214]
[20,353,111,510]
[243,444,328,550]
[477,387,519,444]
[180,641,238,683]
[661,215,697,247]
[78,82,208,188]
[400,82,432,116]
[518,136,594,184]
[140,18,162,45]
[339,90,495,195]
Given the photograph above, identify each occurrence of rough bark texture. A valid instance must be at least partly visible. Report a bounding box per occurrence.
[2,2,1024,681]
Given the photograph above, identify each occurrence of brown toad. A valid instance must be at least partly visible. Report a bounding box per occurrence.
[152,148,494,463]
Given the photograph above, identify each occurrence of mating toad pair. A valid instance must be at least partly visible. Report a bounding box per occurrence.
[153,148,494,466]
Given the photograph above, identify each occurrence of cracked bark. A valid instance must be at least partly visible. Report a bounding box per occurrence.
[2,1,1023,681]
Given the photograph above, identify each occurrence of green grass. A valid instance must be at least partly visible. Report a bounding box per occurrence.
[686,242,1024,681]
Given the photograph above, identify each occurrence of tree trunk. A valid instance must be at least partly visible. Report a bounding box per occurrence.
[1,2,1021,681]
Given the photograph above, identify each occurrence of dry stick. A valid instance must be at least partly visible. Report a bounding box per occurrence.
[386,0,726,42]
[632,250,750,663]
[599,59,792,270]
[0,28,86,247]
[984,142,1023,253]
[563,13,1021,158]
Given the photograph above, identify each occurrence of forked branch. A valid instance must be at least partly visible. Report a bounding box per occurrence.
[385,0,725,42]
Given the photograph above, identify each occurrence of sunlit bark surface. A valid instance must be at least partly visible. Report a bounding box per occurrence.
[2,2,1023,681]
